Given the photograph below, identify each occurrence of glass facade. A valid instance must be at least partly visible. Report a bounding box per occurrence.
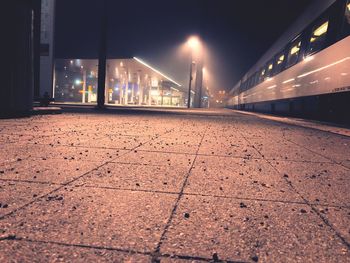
[54,58,185,107]
[105,58,185,107]
[54,59,98,104]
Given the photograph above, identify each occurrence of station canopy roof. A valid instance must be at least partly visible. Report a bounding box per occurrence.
[107,57,183,91]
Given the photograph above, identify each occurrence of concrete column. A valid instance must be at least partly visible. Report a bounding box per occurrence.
[131,83,134,103]
[193,60,203,108]
[1,0,35,117]
[97,0,107,109]
[82,70,86,103]
[125,81,129,105]
[139,84,143,105]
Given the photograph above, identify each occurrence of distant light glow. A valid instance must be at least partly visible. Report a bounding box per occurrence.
[75,79,82,85]
[187,36,200,50]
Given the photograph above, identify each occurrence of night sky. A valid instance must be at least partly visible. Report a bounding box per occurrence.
[55,0,313,91]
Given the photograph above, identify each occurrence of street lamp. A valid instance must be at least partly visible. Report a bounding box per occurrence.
[187,36,200,108]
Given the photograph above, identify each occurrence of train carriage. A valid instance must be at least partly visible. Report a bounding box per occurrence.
[227,0,350,123]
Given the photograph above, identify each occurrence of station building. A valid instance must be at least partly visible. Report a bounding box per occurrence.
[54,58,185,107]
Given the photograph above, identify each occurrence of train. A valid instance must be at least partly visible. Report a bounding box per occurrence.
[227,0,350,123]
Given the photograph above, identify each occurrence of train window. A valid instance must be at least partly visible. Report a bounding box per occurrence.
[286,37,302,68]
[342,0,350,36]
[252,72,258,87]
[306,20,329,55]
[258,68,266,83]
[265,61,274,78]
[274,52,286,75]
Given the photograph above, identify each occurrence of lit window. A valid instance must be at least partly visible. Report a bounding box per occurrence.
[265,61,274,78]
[287,38,302,67]
[307,20,329,55]
[346,1,350,24]
[274,52,286,75]
[290,42,301,55]
[277,55,285,65]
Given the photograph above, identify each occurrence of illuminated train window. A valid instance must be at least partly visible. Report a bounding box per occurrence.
[344,1,350,34]
[259,68,266,83]
[286,37,302,67]
[274,52,286,74]
[306,20,329,55]
[265,61,274,78]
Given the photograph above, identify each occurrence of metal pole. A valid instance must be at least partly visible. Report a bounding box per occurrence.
[97,0,107,109]
[187,53,193,108]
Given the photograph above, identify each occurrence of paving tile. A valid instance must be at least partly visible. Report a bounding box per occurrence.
[138,138,200,154]
[0,240,151,262]
[0,157,99,184]
[75,135,148,150]
[74,162,189,193]
[248,138,330,162]
[198,136,259,158]
[29,132,105,147]
[0,144,35,165]
[114,151,195,167]
[185,157,302,202]
[160,195,350,262]
[0,181,56,217]
[0,187,177,253]
[270,161,350,206]
[315,206,350,244]
[285,132,350,167]
[22,145,127,163]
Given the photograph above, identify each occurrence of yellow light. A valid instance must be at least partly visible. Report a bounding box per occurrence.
[290,42,301,55]
[277,55,285,65]
[313,21,329,37]
[348,3,350,11]
[268,64,273,70]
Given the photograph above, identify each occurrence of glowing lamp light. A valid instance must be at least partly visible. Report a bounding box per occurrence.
[75,79,82,85]
[187,36,200,50]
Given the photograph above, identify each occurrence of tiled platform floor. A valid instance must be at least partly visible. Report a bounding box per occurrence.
[0,110,349,262]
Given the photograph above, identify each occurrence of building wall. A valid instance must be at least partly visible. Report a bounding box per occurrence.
[40,0,55,97]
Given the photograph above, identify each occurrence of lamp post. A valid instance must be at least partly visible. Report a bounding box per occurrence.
[187,36,200,108]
